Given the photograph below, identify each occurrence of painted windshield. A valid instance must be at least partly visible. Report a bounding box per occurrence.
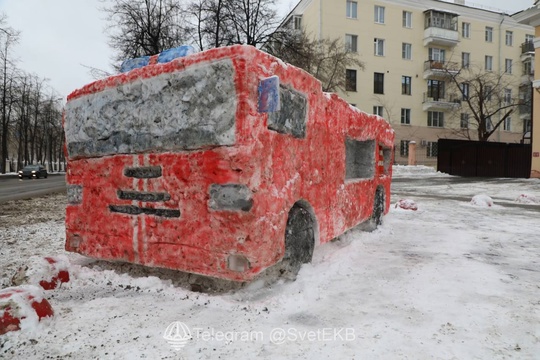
[64,59,237,159]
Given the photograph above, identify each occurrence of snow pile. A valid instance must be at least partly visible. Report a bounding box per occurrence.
[2,179,540,358]
[470,194,494,207]
[515,194,540,204]
[392,165,450,177]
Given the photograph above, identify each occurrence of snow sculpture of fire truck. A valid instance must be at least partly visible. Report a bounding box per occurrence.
[63,45,394,282]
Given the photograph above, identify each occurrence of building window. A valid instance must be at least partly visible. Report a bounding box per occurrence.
[505,31,513,46]
[429,47,445,62]
[292,15,302,30]
[462,52,470,69]
[485,55,493,71]
[461,83,469,100]
[346,1,358,19]
[375,5,385,24]
[486,117,493,132]
[346,69,357,91]
[401,108,411,125]
[526,34,534,43]
[460,113,469,129]
[400,140,410,157]
[426,142,438,157]
[504,88,512,105]
[523,58,533,75]
[462,22,470,38]
[424,10,457,31]
[427,111,444,127]
[345,34,358,52]
[505,59,513,74]
[520,84,532,110]
[524,118,531,132]
[485,27,493,42]
[373,105,384,116]
[427,79,445,99]
[484,85,492,101]
[374,72,384,94]
[402,43,412,60]
[403,11,412,28]
[374,38,385,56]
[402,76,411,95]
[503,117,511,131]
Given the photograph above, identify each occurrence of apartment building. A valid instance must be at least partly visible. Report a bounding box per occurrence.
[514,4,540,178]
[282,0,534,165]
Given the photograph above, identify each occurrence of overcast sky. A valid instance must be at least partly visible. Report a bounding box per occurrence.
[0,0,534,100]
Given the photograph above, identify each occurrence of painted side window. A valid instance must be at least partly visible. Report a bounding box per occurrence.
[268,86,307,138]
[345,138,375,179]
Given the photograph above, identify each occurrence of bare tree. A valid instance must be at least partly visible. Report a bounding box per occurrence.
[0,16,65,173]
[15,75,32,167]
[102,0,188,66]
[187,0,231,50]
[372,94,396,123]
[0,18,19,173]
[444,64,523,141]
[224,0,279,47]
[265,30,364,93]
[187,0,280,50]
[11,75,64,170]
[81,64,114,81]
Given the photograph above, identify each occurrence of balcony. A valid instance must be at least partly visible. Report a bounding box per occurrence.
[422,92,461,111]
[519,100,532,119]
[423,10,459,47]
[423,60,460,79]
[521,41,535,62]
[521,41,534,54]
[521,73,534,86]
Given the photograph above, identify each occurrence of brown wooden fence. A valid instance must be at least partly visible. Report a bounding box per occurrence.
[437,139,532,178]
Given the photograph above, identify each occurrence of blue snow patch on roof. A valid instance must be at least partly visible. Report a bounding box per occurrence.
[158,45,196,63]
[120,56,151,73]
[119,45,198,73]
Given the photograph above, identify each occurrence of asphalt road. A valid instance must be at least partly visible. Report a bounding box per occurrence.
[0,173,66,203]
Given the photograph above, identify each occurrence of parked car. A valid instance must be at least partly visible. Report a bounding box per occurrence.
[18,165,48,179]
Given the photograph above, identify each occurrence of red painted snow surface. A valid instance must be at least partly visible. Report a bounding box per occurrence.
[12,256,71,290]
[64,45,395,281]
[38,257,70,290]
[395,199,418,211]
[0,287,54,335]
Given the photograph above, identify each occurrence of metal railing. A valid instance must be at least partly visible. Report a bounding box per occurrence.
[423,92,461,104]
[519,102,531,115]
[423,60,460,73]
[521,41,534,54]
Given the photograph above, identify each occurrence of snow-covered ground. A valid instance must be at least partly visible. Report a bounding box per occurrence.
[1,166,539,359]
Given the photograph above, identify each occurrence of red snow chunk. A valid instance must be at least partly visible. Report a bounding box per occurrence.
[515,194,540,204]
[38,257,70,290]
[12,256,71,290]
[395,199,418,211]
[0,286,54,335]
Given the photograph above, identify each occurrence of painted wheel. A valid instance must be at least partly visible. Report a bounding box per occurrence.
[280,205,315,279]
[366,188,385,232]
